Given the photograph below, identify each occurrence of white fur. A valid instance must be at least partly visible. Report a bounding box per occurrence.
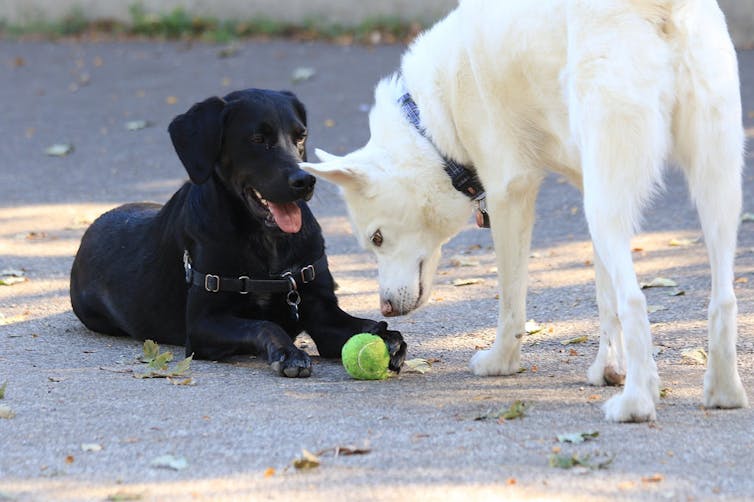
[302,0,749,422]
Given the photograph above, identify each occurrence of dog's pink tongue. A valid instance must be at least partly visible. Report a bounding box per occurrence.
[268,202,302,233]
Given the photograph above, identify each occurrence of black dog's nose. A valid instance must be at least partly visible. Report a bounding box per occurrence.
[289,171,316,199]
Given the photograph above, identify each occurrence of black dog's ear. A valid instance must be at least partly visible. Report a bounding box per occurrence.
[168,96,226,184]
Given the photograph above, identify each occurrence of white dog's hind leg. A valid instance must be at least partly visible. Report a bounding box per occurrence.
[587,252,626,387]
[672,37,749,409]
[470,178,540,376]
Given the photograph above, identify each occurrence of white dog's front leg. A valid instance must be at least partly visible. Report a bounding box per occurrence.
[470,180,540,376]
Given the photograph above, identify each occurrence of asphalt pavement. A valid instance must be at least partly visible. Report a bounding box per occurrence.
[0,39,753,501]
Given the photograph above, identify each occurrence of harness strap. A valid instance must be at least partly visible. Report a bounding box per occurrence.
[184,251,325,295]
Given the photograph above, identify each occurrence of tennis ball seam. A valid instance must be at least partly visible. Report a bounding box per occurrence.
[357,341,382,372]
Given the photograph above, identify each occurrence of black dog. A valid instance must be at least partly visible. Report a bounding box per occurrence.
[70,88,406,377]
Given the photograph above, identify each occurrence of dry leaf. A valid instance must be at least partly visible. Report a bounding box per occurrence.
[561,335,588,345]
[452,277,484,287]
[403,358,432,374]
[165,96,178,105]
[263,467,276,478]
[557,431,599,444]
[45,143,74,156]
[0,404,15,419]
[291,67,316,83]
[292,449,320,470]
[450,255,480,267]
[681,347,707,365]
[668,237,698,247]
[641,277,678,289]
[525,320,543,335]
[106,491,143,501]
[125,120,152,131]
[642,473,664,483]
[150,454,187,470]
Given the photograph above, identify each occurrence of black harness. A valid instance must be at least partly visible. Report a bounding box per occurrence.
[397,90,490,228]
[183,250,326,321]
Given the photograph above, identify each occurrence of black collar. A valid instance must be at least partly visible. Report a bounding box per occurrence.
[397,91,490,228]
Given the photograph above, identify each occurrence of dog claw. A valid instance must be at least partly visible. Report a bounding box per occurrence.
[270,347,312,378]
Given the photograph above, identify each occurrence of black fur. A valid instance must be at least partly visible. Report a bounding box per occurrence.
[70,89,406,377]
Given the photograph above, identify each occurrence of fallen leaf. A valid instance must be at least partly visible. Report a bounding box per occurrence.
[81,443,102,452]
[263,467,276,478]
[741,213,754,223]
[557,431,599,444]
[561,335,588,345]
[735,277,748,284]
[450,255,480,267]
[125,120,152,131]
[141,340,160,362]
[0,405,14,419]
[150,454,188,470]
[217,44,239,58]
[48,376,65,383]
[106,491,143,501]
[668,237,698,247]
[292,449,320,470]
[99,366,134,374]
[45,143,74,156]
[549,452,613,470]
[525,320,544,335]
[291,67,316,83]
[324,118,336,127]
[660,387,671,398]
[476,400,527,421]
[403,358,432,374]
[641,277,678,289]
[65,455,74,464]
[0,382,5,399]
[647,305,667,314]
[681,347,707,365]
[452,277,484,287]
[165,96,178,105]
[642,473,664,483]
[167,376,196,386]
[316,445,372,457]
[0,276,27,286]
[668,290,686,297]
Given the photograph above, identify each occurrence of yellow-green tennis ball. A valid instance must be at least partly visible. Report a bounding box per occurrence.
[341,333,390,380]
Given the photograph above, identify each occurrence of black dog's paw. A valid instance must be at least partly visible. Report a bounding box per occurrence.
[369,321,407,373]
[269,346,312,378]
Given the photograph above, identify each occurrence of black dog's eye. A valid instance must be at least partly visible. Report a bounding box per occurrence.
[370,229,383,247]
[250,133,265,144]
[295,130,307,146]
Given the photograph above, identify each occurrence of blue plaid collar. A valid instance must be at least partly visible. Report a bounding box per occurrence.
[397,90,490,228]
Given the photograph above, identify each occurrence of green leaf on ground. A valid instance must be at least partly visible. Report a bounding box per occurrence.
[561,335,588,345]
[150,454,188,470]
[0,381,6,399]
[476,400,527,421]
[141,340,160,363]
[549,452,613,470]
[641,277,678,289]
[557,431,599,444]
[525,320,543,335]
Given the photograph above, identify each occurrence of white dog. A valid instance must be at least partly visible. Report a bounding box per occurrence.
[302,0,749,421]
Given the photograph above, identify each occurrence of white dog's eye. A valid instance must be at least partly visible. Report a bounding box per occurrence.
[370,229,383,247]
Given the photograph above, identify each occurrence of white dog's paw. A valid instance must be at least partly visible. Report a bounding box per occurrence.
[469,347,521,376]
[703,369,750,409]
[604,391,657,422]
[587,361,626,387]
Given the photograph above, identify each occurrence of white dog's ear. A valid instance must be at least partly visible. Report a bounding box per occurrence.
[300,148,368,189]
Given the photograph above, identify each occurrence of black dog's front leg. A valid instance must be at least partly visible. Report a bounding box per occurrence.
[301,301,407,372]
[187,315,311,377]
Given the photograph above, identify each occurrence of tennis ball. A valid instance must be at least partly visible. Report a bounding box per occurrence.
[341,333,390,380]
